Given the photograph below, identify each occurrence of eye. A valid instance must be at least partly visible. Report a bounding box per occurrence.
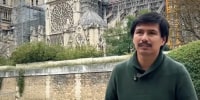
[135,31,143,34]
[149,31,157,35]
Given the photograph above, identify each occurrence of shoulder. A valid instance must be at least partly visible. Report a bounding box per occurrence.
[164,55,189,75]
[111,59,129,75]
[165,56,198,100]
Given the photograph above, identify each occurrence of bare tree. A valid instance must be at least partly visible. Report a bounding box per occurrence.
[0,40,9,58]
[178,0,200,40]
[0,32,15,58]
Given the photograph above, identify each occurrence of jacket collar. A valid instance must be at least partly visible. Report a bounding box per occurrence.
[127,50,165,77]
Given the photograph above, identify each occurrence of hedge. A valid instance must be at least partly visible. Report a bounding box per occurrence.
[10,42,103,64]
[168,40,200,99]
[11,42,63,64]
[0,56,7,66]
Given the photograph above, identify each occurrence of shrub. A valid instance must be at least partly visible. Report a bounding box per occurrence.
[11,42,103,64]
[0,56,13,66]
[168,40,200,98]
[11,42,65,64]
[0,56,7,66]
[55,45,103,60]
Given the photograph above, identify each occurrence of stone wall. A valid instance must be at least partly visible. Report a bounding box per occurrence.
[0,78,16,100]
[0,62,121,100]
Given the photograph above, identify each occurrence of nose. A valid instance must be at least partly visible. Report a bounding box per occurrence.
[141,33,148,42]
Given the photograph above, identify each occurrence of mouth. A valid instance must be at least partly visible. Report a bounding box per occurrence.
[138,43,152,48]
[140,44,151,47]
[140,46,150,50]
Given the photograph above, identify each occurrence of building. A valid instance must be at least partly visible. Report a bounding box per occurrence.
[0,0,166,57]
[1,0,189,57]
[0,0,46,57]
[0,0,14,57]
[45,0,107,51]
[106,0,165,27]
[12,1,45,45]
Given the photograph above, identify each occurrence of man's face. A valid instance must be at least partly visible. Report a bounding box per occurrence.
[133,23,165,56]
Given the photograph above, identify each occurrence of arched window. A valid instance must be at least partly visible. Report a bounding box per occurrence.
[36,0,38,5]
[3,0,6,4]
[31,0,33,6]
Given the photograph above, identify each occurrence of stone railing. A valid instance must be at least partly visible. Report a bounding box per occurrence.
[0,55,131,100]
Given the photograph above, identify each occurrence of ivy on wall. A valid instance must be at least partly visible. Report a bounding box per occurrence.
[17,69,25,97]
[0,77,3,90]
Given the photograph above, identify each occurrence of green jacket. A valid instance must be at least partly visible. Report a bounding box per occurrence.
[105,51,198,100]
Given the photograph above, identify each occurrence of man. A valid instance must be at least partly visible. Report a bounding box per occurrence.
[105,12,198,100]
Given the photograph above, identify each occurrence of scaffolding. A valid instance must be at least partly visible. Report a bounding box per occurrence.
[12,1,45,45]
[107,0,164,24]
[165,0,183,49]
[0,2,13,57]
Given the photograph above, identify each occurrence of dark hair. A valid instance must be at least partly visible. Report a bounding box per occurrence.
[130,12,170,46]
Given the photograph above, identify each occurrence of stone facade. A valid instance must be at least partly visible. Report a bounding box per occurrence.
[0,78,16,100]
[0,0,15,57]
[80,72,110,100]
[0,72,111,100]
[0,61,121,100]
[45,0,107,49]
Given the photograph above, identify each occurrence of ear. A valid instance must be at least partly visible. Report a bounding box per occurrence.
[162,37,166,45]
[132,38,135,44]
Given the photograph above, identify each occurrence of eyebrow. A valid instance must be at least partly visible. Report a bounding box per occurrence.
[148,30,158,32]
[135,29,158,32]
